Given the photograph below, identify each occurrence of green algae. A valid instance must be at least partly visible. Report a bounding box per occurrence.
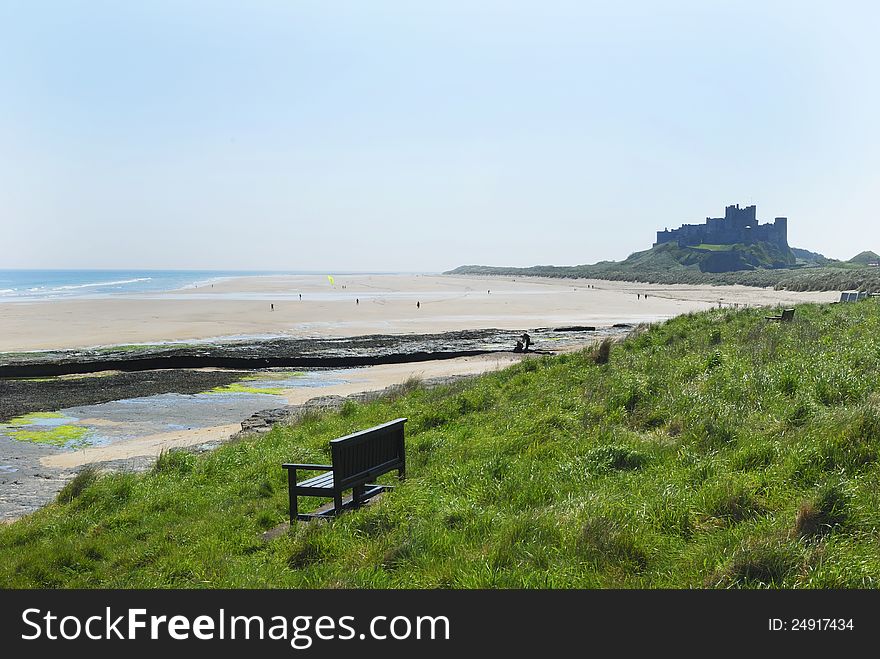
[252,371,306,380]
[8,412,66,427]
[207,382,284,395]
[207,372,305,395]
[10,424,89,447]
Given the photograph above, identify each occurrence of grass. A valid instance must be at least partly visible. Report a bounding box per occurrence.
[3,301,880,588]
[449,248,880,292]
[56,466,101,505]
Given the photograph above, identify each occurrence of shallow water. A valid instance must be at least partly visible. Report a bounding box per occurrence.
[0,369,348,451]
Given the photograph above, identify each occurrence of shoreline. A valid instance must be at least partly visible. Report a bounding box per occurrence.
[0,351,529,522]
[0,274,837,353]
[1,327,600,422]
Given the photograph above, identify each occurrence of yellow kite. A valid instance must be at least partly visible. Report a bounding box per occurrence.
[327,275,335,286]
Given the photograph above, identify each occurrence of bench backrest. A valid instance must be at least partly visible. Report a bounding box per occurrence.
[331,418,407,488]
[781,308,795,321]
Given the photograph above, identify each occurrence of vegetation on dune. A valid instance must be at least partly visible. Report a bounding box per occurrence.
[3,301,880,588]
[848,251,880,266]
[448,243,880,291]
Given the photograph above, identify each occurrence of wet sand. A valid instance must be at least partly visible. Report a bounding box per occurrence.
[37,352,523,469]
[40,424,243,469]
[0,274,837,352]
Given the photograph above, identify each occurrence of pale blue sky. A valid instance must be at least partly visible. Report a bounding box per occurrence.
[1,1,877,270]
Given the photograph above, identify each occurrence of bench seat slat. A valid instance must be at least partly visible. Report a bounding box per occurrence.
[297,472,334,489]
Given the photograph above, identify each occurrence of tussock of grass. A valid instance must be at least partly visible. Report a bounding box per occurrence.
[583,445,648,472]
[153,449,196,475]
[577,515,648,572]
[56,466,100,505]
[712,539,801,587]
[590,338,613,365]
[795,482,849,539]
[4,301,880,588]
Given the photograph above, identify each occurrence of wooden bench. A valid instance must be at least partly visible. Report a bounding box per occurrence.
[282,418,407,522]
[765,308,795,322]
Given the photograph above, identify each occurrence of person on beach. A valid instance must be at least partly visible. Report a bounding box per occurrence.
[356,298,359,305]
[299,293,302,300]
[417,301,420,309]
[271,303,274,311]
[521,332,531,352]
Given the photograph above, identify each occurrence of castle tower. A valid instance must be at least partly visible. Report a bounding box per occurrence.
[773,217,788,247]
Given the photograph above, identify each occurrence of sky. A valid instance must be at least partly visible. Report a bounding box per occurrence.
[0,0,878,271]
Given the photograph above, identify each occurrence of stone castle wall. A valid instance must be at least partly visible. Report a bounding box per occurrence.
[655,205,788,249]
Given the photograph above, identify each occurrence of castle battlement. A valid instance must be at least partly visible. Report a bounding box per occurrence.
[655,204,788,249]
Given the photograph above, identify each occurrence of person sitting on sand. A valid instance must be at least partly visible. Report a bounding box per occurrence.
[514,339,523,353]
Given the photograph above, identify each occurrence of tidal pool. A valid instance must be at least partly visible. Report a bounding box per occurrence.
[0,369,348,451]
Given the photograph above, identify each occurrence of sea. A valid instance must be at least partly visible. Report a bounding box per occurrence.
[0,270,371,302]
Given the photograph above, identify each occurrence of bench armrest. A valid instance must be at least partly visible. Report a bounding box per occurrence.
[282,463,332,471]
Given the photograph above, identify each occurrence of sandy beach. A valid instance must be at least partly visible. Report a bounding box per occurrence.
[0,274,838,352]
[0,273,842,521]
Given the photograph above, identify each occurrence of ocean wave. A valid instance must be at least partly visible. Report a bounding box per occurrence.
[52,277,153,291]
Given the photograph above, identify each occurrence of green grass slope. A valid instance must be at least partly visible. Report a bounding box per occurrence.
[3,301,880,588]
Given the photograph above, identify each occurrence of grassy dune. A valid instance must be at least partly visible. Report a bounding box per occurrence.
[448,254,880,292]
[3,301,880,588]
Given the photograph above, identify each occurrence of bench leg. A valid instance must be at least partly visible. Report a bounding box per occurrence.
[353,484,365,508]
[288,480,298,523]
[333,490,343,516]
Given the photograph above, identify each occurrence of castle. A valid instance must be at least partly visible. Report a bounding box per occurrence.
[654,204,788,249]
